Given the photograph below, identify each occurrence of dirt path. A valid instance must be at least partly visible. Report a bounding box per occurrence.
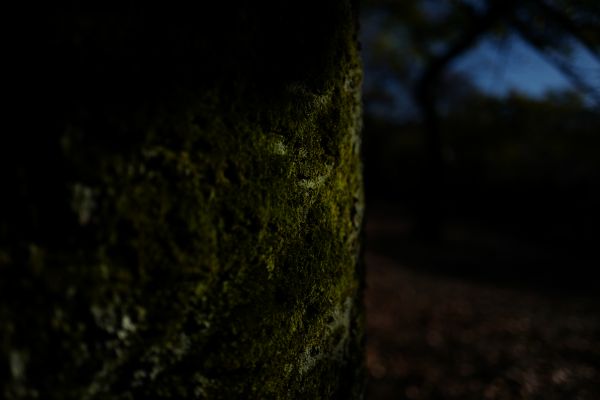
[365,251,600,399]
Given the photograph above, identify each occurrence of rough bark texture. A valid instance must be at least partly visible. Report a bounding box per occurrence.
[1,2,364,399]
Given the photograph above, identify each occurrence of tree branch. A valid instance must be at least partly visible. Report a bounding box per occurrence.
[511,16,600,107]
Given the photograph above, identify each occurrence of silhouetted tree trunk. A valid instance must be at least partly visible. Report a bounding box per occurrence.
[1,2,364,399]
[414,74,444,244]
[412,0,516,244]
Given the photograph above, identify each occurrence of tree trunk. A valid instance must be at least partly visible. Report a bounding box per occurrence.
[1,2,364,399]
[414,77,444,245]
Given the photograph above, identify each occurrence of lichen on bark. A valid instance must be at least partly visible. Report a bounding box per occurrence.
[0,1,364,399]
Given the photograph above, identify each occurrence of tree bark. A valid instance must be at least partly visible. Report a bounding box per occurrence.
[1,2,364,399]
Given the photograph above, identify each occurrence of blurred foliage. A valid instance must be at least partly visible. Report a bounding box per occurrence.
[361,0,600,248]
[360,0,600,184]
[446,91,600,183]
[361,0,600,111]
[365,89,600,193]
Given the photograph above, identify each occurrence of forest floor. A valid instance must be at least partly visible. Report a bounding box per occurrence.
[364,209,600,400]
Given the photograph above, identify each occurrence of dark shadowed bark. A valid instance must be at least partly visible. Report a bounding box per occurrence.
[1,2,364,399]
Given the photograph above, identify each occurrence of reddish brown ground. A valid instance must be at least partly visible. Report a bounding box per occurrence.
[364,213,600,400]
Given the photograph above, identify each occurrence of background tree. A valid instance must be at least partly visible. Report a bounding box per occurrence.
[0,2,365,399]
[362,0,600,242]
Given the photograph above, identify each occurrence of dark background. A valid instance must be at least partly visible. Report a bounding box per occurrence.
[359,0,600,398]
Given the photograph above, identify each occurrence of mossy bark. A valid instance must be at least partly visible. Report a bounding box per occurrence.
[1,2,364,399]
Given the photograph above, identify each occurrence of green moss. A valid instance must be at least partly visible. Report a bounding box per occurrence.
[1,1,364,399]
